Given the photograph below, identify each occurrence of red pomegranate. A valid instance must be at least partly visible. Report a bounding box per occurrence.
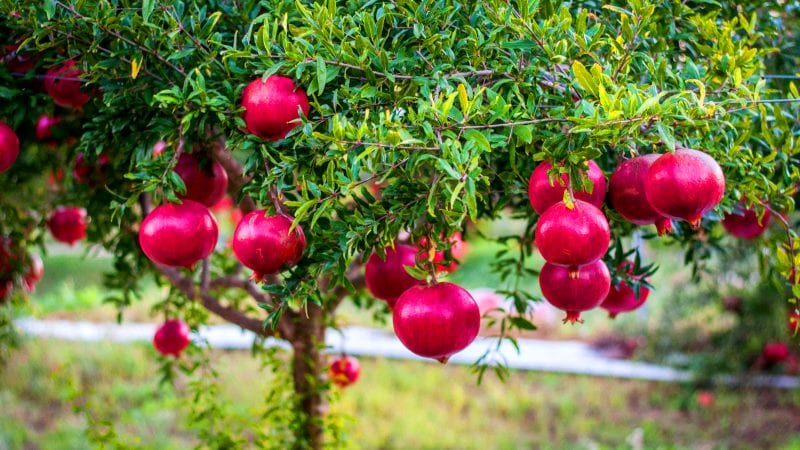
[44,60,91,109]
[35,115,62,141]
[790,311,800,334]
[418,232,469,273]
[0,121,20,173]
[527,160,606,215]
[601,263,650,318]
[72,152,110,185]
[2,44,36,73]
[644,148,725,228]
[539,260,611,324]
[722,205,771,239]
[47,206,88,245]
[153,319,191,357]
[241,75,309,141]
[22,254,44,293]
[761,342,791,365]
[173,153,228,207]
[232,211,306,280]
[329,355,361,387]
[139,200,219,268]
[392,282,480,363]
[534,200,610,275]
[365,244,424,308]
[609,154,672,235]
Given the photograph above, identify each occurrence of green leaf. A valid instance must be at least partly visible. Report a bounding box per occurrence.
[572,61,597,96]
[316,56,327,94]
[143,0,155,23]
[655,123,676,151]
[44,0,56,19]
[464,129,491,153]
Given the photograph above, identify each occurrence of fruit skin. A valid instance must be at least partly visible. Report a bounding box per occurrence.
[47,206,88,245]
[722,205,771,240]
[22,254,44,293]
[232,211,306,280]
[173,153,229,207]
[761,342,791,365]
[153,319,191,357]
[44,60,91,109]
[365,244,424,308]
[644,149,725,228]
[35,115,61,141]
[528,160,606,215]
[139,200,219,268]
[241,75,309,141]
[608,154,672,235]
[0,121,20,173]
[601,268,650,319]
[392,282,480,363]
[328,355,361,387]
[534,200,610,273]
[539,260,611,324]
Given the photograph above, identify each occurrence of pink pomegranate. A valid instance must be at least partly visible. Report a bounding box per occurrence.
[35,115,62,141]
[528,160,606,215]
[153,319,191,357]
[644,149,725,228]
[173,153,228,207]
[534,200,610,275]
[232,211,306,280]
[0,121,20,173]
[365,244,424,308]
[152,140,167,157]
[329,355,361,387]
[139,200,219,268]
[44,60,91,109]
[600,262,650,318]
[539,260,611,324]
[241,75,309,141]
[609,154,672,235]
[22,254,44,293]
[47,206,88,245]
[722,205,771,239]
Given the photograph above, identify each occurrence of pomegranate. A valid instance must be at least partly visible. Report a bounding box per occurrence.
[329,355,361,387]
[241,75,309,141]
[365,244,424,308]
[644,148,725,228]
[72,152,110,185]
[2,44,36,73]
[44,60,91,109]
[153,319,191,356]
[534,200,610,274]
[173,153,228,207]
[139,200,219,268]
[722,205,771,239]
[22,254,44,293]
[152,140,167,158]
[601,262,650,318]
[790,311,800,334]
[392,282,480,363]
[418,232,469,273]
[35,115,61,141]
[0,121,20,173]
[761,342,791,365]
[608,154,672,235]
[696,391,715,408]
[527,160,606,215]
[232,211,306,280]
[47,206,88,245]
[539,260,611,324]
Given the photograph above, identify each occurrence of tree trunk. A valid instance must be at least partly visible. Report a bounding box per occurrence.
[290,303,327,450]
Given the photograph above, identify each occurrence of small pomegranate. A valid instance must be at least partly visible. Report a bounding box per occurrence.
[44,60,91,109]
[72,152,110,185]
[534,200,610,275]
[392,282,480,363]
[601,263,650,318]
[153,319,191,357]
[241,75,310,141]
[47,206,88,245]
[644,148,725,228]
[2,44,36,73]
[365,244,424,308]
[173,153,228,207]
[139,200,219,268]
[35,115,61,141]
[152,140,167,158]
[418,232,469,273]
[761,342,791,365]
[0,121,20,173]
[722,205,771,240]
[696,391,715,408]
[527,160,606,215]
[22,254,44,293]
[539,260,611,324]
[790,311,800,334]
[608,154,672,235]
[232,211,306,280]
[329,355,361,387]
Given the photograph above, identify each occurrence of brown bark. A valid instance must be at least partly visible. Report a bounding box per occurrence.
[290,303,327,450]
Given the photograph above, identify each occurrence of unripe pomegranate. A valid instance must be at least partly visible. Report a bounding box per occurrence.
[365,244,424,308]
[539,260,611,324]
[0,121,20,173]
[418,232,469,273]
[232,211,306,280]
[527,160,606,215]
[241,75,309,141]
[722,205,771,240]
[139,200,219,268]
[35,115,61,141]
[644,149,725,228]
[173,153,228,207]
[392,282,480,363]
[608,154,672,235]
[47,206,88,245]
[153,319,191,357]
[329,355,361,387]
[790,311,800,334]
[22,254,44,293]
[72,152,110,185]
[534,200,610,275]
[601,262,650,318]
[761,342,790,365]
[44,60,91,109]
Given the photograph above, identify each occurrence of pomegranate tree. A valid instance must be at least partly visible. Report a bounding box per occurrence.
[153,319,192,357]
[232,211,306,280]
[139,200,219,268]
[328,355,361,387]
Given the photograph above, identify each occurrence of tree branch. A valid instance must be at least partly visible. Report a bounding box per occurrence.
[211,139,257,214]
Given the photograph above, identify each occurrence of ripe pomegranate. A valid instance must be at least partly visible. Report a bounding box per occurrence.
[0,121,20,173]
[601,262,650,318]
[418,232,469,273]
[392,282,480,363]
[44,60,91,109]
[722,205,771,239]
[365,244,424,308]
[644,148,725,228]
[47,206,88,245]
[2,44,36,73]
[153,319,191,357]
[790,311,800,334]
[35,115,61,141]
[232,211,306,280]
[539,260,611,324]
[329,355,361,387]
[139,200,219,268]
[22,254,44,293]
[241,75,309,141]
[534,200,610,275]
[72,152,110,185]
[173,153,228,207]
[696,391,715,408]
[761,342,791,365]
[527,160,606,215]
[608,154,672,235]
